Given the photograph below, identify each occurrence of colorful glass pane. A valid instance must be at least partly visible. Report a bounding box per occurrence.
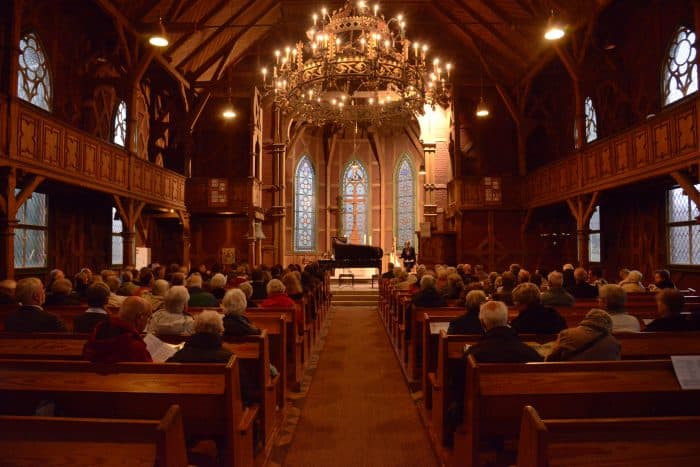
[17,32,52,111]
[341,160,368,244]
[395,157,415,248]
[294,156,316,251]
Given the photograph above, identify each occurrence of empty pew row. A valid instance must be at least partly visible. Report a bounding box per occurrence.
[0,356,256,467]
[517,405,700,467]
[425,328,700,454]
[0,404,188,467]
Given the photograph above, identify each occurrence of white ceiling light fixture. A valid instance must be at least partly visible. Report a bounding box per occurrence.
[149,17,169,47]
[544,9,565,41]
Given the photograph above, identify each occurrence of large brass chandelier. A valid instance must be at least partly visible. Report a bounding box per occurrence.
[260,1,452,126]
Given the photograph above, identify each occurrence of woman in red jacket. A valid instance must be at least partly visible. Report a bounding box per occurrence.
[261,278,302,334]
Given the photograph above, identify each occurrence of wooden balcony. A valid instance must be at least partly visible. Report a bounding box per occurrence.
[524,95,700,208]
[449,175,523,211]
[2,96,185,209]
[186,177,263,215]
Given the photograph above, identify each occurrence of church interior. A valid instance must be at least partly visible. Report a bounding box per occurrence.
[1,0,700,466]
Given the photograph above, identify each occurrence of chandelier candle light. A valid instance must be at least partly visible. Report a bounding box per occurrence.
[261,1,452,126]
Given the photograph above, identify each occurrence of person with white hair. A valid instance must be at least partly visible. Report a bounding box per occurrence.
[598,284,641,332]
[448,290,486,334]
[5,277,67,332]
[209,273,228,300]
[144,279,169,313]
[167,310,233,363]
[238,281,258,308]
[619,270,646,293]
[187,273,218,307]
[147,285,194,335]
[261,279,296,308]
[413,274,448,308]
[541,271,575,307]
[466,301,543,363]
[222,289,261,337]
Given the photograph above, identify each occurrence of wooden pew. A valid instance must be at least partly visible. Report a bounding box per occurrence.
[0,332,87,359]
[0,356,257,467]
[517,405,700,467]
[452,358,700,467]
[0,304,118,332]
[0,404,188,467]
[406,306,461,381]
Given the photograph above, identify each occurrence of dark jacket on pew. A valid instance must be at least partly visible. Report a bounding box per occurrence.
[73,309,109,334]
[83,317,152,363]
[187,287,219,308]
[567,281,599,299]
[448,311,483,335]
[4,305,67,333]
[511,304,567,335]
[168,332,232,363]
[251,281,267,300]
[466,326,543,363]
[645,315,700,332]
[223,314,262,337]
[412,288,448,308]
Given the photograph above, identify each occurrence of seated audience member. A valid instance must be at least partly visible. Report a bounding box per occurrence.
[116,270,138,296]
[466,301,543,363]
[492,272,516,305]
[44,278,81,306]
[133,268,154,296]
[568,267,599,299]
[598,284,641,332]
[222,288,262,337]
[282,272,304,301]
[442,273,464,300]
[238,281,258,308]
[144,279,169,313]
[413,275,448,308]
[104,275,126,309]
[261,279,296,308]
[448,290,487,335]
[83,296,152,363]
[589,267,608,287]
[517,269,531,284]
[74,268,93,297]
[147,286,194,335]
[509,263,522,281]
[562,264,575,289]
[250,268,268,300]
[196,263,211,282]
[0,279,16,304]
[5,277,67,332]
[270,264,284,280]
[170,272,186,286]
[381,262,395,279]
[46,269,65,292]
[619,270,646,293]
[168,310,232,362]
[394,270,413,290]
[435,268,449,292]
[209,273,228,301]
[618,268,630,282]
[511,282,567,335]
[186,273,218,307]
[461,264,477,284]
[648,269,676,291]
[541,271,576,307]
[74,283,111,333]
[546,309,620,361]
[153,266,165,281]
[645,289,698,331]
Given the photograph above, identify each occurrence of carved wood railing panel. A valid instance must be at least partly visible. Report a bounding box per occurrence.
[525,96,700,207]
[450,175,523,210]
[5,99,185,209]
[186,177,258,215]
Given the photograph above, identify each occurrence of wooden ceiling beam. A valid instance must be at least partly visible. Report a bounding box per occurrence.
[165,0,229,54]
[135,0,163,20]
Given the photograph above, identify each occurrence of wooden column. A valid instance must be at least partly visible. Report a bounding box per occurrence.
[566,192,599,268]
[177,210,191,268]
[271,142,286,264]
[113,196,145,267]
[422,141,437,227]
[0,169,45,279]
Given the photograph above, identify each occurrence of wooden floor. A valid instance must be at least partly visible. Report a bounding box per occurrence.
[281,305,438,467]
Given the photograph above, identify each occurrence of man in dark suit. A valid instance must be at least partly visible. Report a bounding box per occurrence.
[74,282,111,334]
[4,277,66,332]
[567,267,599,299]
[400,241,416,272]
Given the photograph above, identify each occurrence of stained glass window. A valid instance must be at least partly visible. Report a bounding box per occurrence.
[588,206,601,263]
[663,26,698,106]
[574,97,598,144]
[395,156,416,249]
[112,100,127,147]
[294,156,316,251]
[667,185,700,265]
[17,31,52,111]
[341,160,369,245]
[14,191,48,268]
[112,207,124,265]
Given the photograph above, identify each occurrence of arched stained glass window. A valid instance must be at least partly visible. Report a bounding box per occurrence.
[574,96,598,144]
[17,31,52,111]
[294,156,316,251]
[663,26,698,106]
[395,156,416,249]
[341,160,369,245]
[112,100,127,147]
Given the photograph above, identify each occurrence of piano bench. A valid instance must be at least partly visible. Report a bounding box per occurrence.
[339,273,355,287]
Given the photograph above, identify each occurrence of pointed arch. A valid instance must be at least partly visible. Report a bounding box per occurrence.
[294,155,317,252]
[394,154,416,249]
[17,31,53,111]
[112,100,128,147]
[341,159,369,245]
[662,26,698,106]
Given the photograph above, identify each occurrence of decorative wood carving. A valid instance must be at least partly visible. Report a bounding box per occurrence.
[525,96,700,207]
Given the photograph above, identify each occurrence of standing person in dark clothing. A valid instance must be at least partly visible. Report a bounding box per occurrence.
[511,282,567,335]
[400,240,416,272]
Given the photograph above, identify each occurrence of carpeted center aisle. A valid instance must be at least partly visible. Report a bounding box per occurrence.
[282,306,438,467]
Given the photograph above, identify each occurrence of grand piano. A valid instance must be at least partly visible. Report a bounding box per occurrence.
[319,237,383,275]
